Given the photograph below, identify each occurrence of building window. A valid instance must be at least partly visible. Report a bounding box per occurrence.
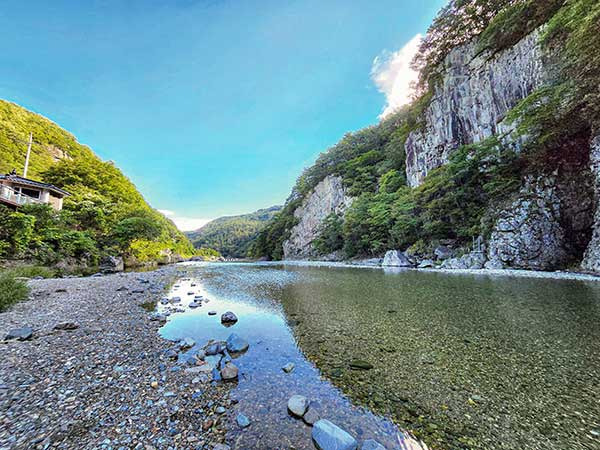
[20,188,40,199]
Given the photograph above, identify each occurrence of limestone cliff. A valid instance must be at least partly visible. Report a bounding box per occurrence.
[283,176,353,259]
[405,29,548,187]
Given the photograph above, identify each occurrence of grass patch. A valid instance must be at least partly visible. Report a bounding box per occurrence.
[0,272,30,312]
[4,265,57,279]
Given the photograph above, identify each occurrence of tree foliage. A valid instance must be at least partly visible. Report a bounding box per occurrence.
[0,100,195,266]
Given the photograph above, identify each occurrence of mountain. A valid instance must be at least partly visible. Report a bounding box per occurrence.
[0,100,195,268]
[187,206,282,258]
[251,0,600,273]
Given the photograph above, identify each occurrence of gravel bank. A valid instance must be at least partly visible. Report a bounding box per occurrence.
[0,267,232,449]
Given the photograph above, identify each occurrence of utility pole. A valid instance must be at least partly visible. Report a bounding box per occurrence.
[23,132,32,178]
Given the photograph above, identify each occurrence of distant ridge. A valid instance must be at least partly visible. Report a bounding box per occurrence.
[186,205,282,257]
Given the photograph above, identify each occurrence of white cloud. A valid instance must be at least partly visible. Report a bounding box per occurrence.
[158,209,211,232]
[371,34,422,119]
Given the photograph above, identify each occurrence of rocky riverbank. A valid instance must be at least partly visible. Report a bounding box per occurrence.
[0,267,234,449]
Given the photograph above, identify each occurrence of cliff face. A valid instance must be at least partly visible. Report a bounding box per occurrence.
[283,176,353,259]
[405,30,548,187]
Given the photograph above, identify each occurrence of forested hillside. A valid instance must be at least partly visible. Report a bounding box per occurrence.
[187,206,282,258]
[251,0,600,271]
[0,100,195,269]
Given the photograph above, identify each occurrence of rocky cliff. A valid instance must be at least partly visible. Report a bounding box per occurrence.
[283,176,353,259]
[405,29,548,187]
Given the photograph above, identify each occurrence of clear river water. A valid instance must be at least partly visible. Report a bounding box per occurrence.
[156,262,600,450]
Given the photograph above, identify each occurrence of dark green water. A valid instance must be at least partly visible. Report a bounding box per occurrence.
[160,262,600,449]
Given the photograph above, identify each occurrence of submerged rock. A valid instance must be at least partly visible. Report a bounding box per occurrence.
[312,419,357,450]
[179,337,195,350]
[282,362,295,373]
[236,413,251,428]
[349,360,373,370]
[5,327,33,341]
[225,333,249,353]
[303,407,319,426]
[287,395,309,418]
[361,439,385,450]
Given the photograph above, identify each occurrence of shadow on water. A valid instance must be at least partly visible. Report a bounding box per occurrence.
[158,262,600,449]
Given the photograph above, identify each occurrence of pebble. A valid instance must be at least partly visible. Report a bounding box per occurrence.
[208,311,217,316]
[282,362,295,373]
[216,406,226,414]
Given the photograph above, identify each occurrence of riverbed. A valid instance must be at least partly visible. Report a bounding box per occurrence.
[161,261,600,449]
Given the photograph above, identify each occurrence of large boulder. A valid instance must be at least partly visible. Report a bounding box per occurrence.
[382,250,413,267]
[312,419,358,450]
[99,256,124,273]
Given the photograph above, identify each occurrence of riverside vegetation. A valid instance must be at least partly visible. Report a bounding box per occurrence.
[250,0,600,267]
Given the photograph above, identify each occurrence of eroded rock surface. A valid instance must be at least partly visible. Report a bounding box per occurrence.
[283,176,353,259]
[405,29,548,187]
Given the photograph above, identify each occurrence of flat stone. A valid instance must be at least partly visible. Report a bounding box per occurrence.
[221,311,238,324]
[5,327,33,341]
[312,419,358,450]
[282,362,295,373]
[208,311,217,316]
[220,362,239,381]
[236,412,251,428]
[53,322,79,331]
[225,333,249,353]
[349,360,373,370]
[361,439,385,450]
[287,395,309,417]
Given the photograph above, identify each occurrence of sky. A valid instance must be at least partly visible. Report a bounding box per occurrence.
[0,0,445,230]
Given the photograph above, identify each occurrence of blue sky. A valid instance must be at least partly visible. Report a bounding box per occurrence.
[0,0,444,230]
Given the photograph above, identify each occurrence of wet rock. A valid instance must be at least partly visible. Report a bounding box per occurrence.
[208,310,217,316]
[53,322,79,331]
[418,259,435,269]
[236,413,251,428]
[282,362,295,373]
[303,407,319,426]
[287,395,309,418]
[361,439,385,450]
[165,349,179,360]
[382,250,413,267]
[312,419,357,450]
[221,311,238,324]
[189,302,200,308]
[205,342,224,356]
[220,362,239,381]
[5,327,33,341]
[349,360,373,370]
[225,333,249,353]
[179,337,195,350]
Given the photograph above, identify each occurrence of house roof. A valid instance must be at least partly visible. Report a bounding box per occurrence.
[0,174,71,196]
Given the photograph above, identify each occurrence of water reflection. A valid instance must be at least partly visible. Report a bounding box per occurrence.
[157,265,426,449]
[158,262,600,450]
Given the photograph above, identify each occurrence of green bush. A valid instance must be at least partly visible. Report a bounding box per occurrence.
[0,272,29,312]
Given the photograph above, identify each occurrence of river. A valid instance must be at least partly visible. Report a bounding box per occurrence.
[157,262,600,449]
